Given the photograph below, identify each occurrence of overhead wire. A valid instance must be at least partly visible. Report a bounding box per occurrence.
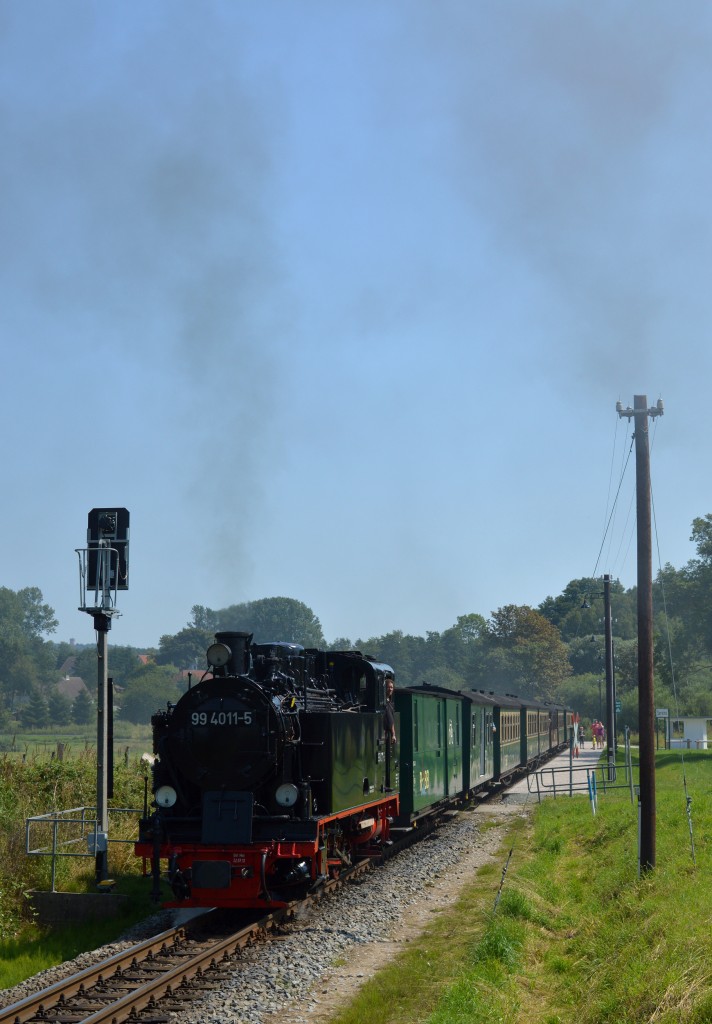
[574,416,634,648]
[602,415,630,574]
[590,431,635,584]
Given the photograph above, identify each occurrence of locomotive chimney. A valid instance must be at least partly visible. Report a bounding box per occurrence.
[215,631,252,675]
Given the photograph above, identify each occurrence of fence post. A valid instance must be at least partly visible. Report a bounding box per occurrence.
[51,817,59,893]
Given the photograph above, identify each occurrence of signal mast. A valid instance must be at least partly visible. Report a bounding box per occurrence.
[76,508,130,882]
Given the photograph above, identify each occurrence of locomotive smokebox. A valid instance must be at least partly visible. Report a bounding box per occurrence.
[215,631,252,676]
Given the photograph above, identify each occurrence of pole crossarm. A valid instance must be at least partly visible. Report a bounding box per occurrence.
[616,399,664,421]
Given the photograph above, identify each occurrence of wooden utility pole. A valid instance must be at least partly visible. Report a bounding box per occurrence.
[616,396,663,872]
[603,574,615,781]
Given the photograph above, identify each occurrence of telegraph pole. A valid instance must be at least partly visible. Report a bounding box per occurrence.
[603,574,615,780]
[616,396,663,872]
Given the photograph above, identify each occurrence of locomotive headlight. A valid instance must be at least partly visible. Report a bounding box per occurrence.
[155,785,177,808]
[207,642,231,668]
[275,783,299,808]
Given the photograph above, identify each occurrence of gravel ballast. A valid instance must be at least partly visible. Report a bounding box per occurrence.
[1,803,528,1023]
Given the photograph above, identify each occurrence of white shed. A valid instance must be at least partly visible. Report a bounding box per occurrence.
[669,717,712,750]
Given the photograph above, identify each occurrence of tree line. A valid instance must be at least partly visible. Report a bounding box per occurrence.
[2,515,712,729]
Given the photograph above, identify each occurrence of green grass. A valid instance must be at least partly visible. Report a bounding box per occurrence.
[0,724,153,761]
[0,874,158,990]
[0,749,152,986]
[327,751,712,1024]
[3,749,711,1016]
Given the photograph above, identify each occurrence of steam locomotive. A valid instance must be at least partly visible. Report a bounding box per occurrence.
[136,632,399,909]
[136,631,572,910]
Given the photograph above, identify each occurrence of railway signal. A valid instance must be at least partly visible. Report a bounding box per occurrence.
[76,508,130,882]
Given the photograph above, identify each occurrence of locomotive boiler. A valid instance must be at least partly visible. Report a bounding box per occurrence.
[136,632,400,909]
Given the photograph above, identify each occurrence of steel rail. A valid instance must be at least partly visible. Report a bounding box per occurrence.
[79,917,283,1024]
[0,925,186,1024]
[0,860,376,1024]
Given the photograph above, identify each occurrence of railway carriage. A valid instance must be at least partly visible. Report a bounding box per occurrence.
[548,704,570,751]
[463,690,497,792]
[493,694,524,781]
[394,686,449,823]
[522,704,552,765]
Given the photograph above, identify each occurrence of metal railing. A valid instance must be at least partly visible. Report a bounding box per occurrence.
[526,761,622,801]
[527,735,639,803]
[26,806,141,892]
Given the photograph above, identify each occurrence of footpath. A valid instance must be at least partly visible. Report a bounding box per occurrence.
[502,742,606,804]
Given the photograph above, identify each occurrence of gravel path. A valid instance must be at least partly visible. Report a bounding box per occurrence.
[1,803,529,1023]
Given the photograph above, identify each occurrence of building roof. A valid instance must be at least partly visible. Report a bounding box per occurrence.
[56,676,91,701]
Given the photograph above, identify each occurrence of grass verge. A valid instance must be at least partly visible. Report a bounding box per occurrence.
[327,750,712,1024]
[0,874,158,990]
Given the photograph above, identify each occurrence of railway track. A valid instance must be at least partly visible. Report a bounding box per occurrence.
[2,760,559,1024]
[0,860,375,1024]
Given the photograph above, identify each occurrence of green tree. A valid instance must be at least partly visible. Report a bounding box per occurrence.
[480,605,571,701]
[437,614,488,681]
[52,641,78,670]
[72,689,94,724]
[189,605,220,631]
[539,576,638,643]
[168,597,326,650]
[0,588,58,705]
[4,654,40,710]
[0,698,10,731]
[107,645,146,679]
[556,673,605,723]
[690,514,712,560]
[72,644,144,687]
[21,688,50,729]
[155,627,214,668]
[48,689,72,726]
[326,637,355,651]
[119,665,181,724]
[214,597,325,647]
[354,631,428,685]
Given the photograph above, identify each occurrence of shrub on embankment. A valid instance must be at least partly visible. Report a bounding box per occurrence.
[0,751,146,940]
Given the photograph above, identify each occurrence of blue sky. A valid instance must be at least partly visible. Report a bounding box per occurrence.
[2,2,711,649]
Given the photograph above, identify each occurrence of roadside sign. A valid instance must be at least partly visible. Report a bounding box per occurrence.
[656,708,669,718]
[615,700,622,713]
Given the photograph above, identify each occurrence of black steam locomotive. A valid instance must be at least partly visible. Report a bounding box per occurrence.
[136,632,399,909]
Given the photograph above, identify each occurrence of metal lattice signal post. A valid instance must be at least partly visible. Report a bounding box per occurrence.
[76,508,130,883]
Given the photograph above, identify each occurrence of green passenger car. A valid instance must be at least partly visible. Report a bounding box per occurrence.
[494,695,523,780]
[395,685,471,823]
[394,685,498,824]
[392,683,574,824]
[462,690,496,791]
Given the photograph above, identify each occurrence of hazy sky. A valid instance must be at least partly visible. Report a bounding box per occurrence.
[2,1,711,649]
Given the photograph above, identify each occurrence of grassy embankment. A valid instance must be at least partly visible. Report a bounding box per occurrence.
[329,750,712,1024]
[0,722,153,762]
[0,732,155,990]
